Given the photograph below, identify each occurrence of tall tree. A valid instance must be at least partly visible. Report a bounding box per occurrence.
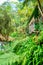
[0,4,14,41]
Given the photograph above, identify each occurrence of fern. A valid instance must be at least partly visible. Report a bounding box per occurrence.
[0,32,43,65]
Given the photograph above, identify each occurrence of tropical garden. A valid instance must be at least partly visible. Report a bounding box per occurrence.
[0,0,43,65]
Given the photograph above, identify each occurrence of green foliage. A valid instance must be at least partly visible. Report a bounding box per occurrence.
[0,5,14,40]
[0,34,43,65]
[0,0,43,65]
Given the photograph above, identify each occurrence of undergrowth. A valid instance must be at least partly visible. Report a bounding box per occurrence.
[0,31,43,65]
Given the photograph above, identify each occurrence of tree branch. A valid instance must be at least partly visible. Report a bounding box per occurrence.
[37,0,43,17]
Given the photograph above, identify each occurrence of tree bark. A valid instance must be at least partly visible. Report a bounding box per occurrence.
[37,0,42,12]
[37,0,43,17]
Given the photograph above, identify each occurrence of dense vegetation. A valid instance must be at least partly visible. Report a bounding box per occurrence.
[0,0,43,65]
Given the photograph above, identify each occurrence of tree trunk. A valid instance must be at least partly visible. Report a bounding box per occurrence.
[37,0,42,12]
[37,0,43,17]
